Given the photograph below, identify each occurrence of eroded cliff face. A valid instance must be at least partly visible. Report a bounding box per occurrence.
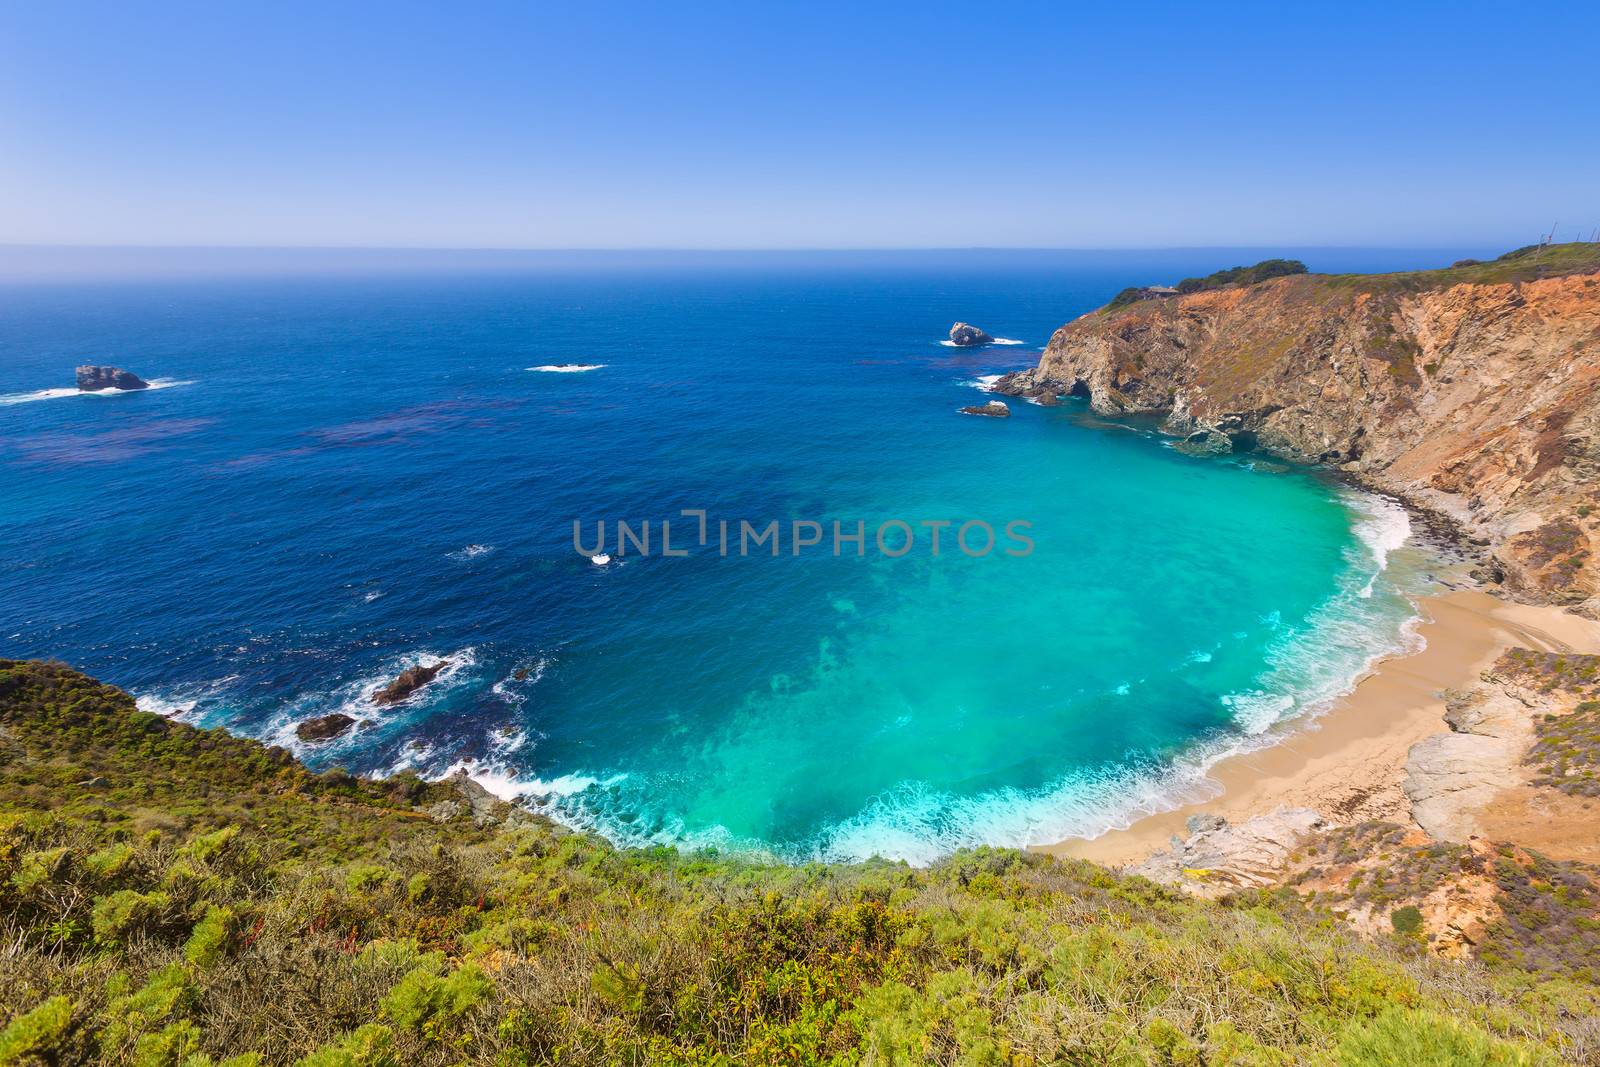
[999,270,1600,612]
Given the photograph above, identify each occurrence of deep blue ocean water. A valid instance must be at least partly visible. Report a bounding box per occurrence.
[0,249,1460,862]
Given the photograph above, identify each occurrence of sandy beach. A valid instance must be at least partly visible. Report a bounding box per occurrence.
[1040,588,1600,868]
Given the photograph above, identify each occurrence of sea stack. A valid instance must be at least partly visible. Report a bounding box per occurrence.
[959,400,1011,418]
[948,322,994,347]
[76,366,149,391]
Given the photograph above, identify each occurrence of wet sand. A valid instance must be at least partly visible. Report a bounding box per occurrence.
[1039,589,1600,868]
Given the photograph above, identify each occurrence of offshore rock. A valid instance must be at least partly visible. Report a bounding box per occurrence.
[948,322,994,347]
[959,400,1010,418]
[76,366,149,391]
[295,713,357,742]
[372,661,447,706]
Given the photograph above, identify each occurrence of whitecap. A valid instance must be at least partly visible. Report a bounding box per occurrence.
[528,364,606,373]
[967,374,1004,392]
[448,544,495,561]
[590,553,611,566]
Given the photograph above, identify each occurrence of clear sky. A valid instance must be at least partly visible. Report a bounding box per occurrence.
[2,1,1596,250]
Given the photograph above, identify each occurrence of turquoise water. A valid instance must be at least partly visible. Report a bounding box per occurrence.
[0,251,1434,862]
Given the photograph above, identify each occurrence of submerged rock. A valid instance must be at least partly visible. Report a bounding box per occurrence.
[295,713,357,742]
[371,661,447,706]
[76,366,149,391]
[948,322,994,347]
[959,400,1011,418]
[1174,429,1234,457]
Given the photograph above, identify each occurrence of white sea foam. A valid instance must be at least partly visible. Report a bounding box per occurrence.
[937,338,1025,348]
[382,739,437,776]
[528,364,606,373]
[1215,490,1420,736]
[591,553,611,566]
[0,378,195,405]
[133,674,240,722]
[1346,491,1413,597]
[135,692,200,718]
[0,387,79,406]
[432,755,621,805]
[490,656,550,707]
[448,543,495,561]
[967,374,1004,391]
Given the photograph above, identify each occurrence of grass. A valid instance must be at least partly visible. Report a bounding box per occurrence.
[1098,243,1600,316]
[2,660,1597,1064]
[1310,242,1600,295]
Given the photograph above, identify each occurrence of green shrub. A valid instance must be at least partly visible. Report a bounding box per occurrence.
[1391,905,1424,937]
[11,846,72,893]
[83,841,137,881]
[91,888,172,945]
[99,964,196,1055]
[1336,1007,1556,1065]
[381,964,490,1035]
[297,1024,396,1067]
[0,995,76,1064]
[184,904,234,968]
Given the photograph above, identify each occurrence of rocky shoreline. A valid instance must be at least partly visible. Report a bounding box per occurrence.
[1025,248,1600,950]
[993,246,1600,618]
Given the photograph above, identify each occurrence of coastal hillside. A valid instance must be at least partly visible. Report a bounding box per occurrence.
[996,244,1600,613]
[3,658,1598,1065]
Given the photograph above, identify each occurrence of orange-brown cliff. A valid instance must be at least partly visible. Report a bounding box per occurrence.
[998,246,1600,613]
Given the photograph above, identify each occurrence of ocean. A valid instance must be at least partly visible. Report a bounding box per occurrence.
[0,248,1464,863]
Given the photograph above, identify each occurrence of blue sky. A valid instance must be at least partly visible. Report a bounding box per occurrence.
[1,1,1596,249]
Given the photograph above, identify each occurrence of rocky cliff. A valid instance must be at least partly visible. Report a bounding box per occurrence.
[997,245,1600,613]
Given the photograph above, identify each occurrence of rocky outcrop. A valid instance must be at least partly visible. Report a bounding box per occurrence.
[1403,687,1535,842]
[959,400,1010,418]
[1132,808,1326,897]
[371,661,447,706]
[420,769,534,828]
[995,247,1600,613]
[948,322,994,347]
[295,713,357,742]
[1406,648,1600,841]
[76,366,149,391]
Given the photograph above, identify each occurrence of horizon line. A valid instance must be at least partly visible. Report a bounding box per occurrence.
[0,240,1517,255]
